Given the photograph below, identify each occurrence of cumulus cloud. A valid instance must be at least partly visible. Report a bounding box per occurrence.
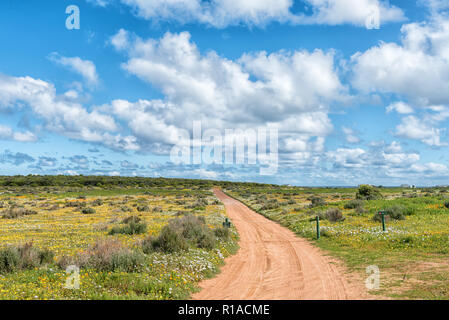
[327,141,421,170]
[107,30,346,158]
[48,53,99,87]
[109,29,130,51]
[0,74,138,151]
[395,115,448,147]
[351,16,449,106]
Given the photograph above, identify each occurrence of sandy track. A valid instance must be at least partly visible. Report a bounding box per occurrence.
[193,189,369,300]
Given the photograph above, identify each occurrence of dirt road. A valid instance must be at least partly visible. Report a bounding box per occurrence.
[193,189,369,300]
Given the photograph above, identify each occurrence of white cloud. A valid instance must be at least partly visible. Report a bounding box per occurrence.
[110,29,130,51]
[48,53,99,87]
[351,17,449,106]
[0,125,37,142]
[342,126,360,143]
[0,74,138,151]
[86,0,110,7]
[95,0,404,28]
[193,168,219,179]
[327,142,422,170]
[386,102,414,114]
[395,115,448,147]
[107,30,347,155]
[327,148,366,168]
[394,106,449,147]
[299,0,405,26]
[385,141,402,153]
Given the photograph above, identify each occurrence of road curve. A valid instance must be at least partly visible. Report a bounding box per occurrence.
[192,189,368,300]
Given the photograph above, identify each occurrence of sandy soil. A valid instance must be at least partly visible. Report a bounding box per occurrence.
[192,189,370,300]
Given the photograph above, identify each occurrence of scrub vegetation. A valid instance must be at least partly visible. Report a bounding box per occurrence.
[227,184,449,300]
[0,176,242,300]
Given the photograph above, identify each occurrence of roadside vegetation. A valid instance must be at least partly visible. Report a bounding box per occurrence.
[227,185,449,300]
[0,177,239,300]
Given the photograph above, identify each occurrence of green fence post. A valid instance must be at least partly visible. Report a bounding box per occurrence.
[378,211,386,232]
[316,215,320,239]
[223,218,231,228]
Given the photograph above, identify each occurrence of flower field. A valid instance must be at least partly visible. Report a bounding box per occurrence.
[227,186,449,300]
[0,183,238,300]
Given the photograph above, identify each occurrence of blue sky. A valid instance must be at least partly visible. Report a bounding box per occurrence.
[1,0,449,186]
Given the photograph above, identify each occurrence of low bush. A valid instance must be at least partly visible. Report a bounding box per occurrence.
[81,207,96,214]
[152,206,162,213]
[445,201,449,209]
[2,208,37,219]
[355,205,367,215]
[121,216,142,224]
[109,220,147,235]
[119,206,132,212]
[373,205,412,222]
[308,196,326,208]
[0,243,54,274]
[143,227,188,254]
[142,214,217,253]
[58,239,145,272]
[344,199,364,209]
[136,205,149,212]
[64,201,86,208]
[0,247,19,273]
[325,208,345,222]
[356,185,383,200]
[92,199,103,206]
[214,227,230,239]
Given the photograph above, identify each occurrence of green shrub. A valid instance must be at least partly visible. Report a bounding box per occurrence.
[373,205,411,222]
[109,220,147,235]
[0,247,20,273]
[119,206,132,212]
[355,205,367,215]
[121,216,142,224]
[444,201,449,209]
[144,226,188,253]
[309,196,326,208]
[92,199,103,206]
[60,239,145,272]
[109,251,145,272]
[196,230,216,250]
[344,199,364,209]
[137,205,149,212]
[64,201,86,208]
[81,207,96,214]
[0,243,54,274]
[152,206,162,212]
[214,227,230,239]
[38,248,55,265]
[325,208,345,222]
[356,185,383,200]
[2,208,37,219]
[143,214,217,253]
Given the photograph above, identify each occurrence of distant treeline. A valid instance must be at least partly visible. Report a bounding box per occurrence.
[0,175,270,189]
